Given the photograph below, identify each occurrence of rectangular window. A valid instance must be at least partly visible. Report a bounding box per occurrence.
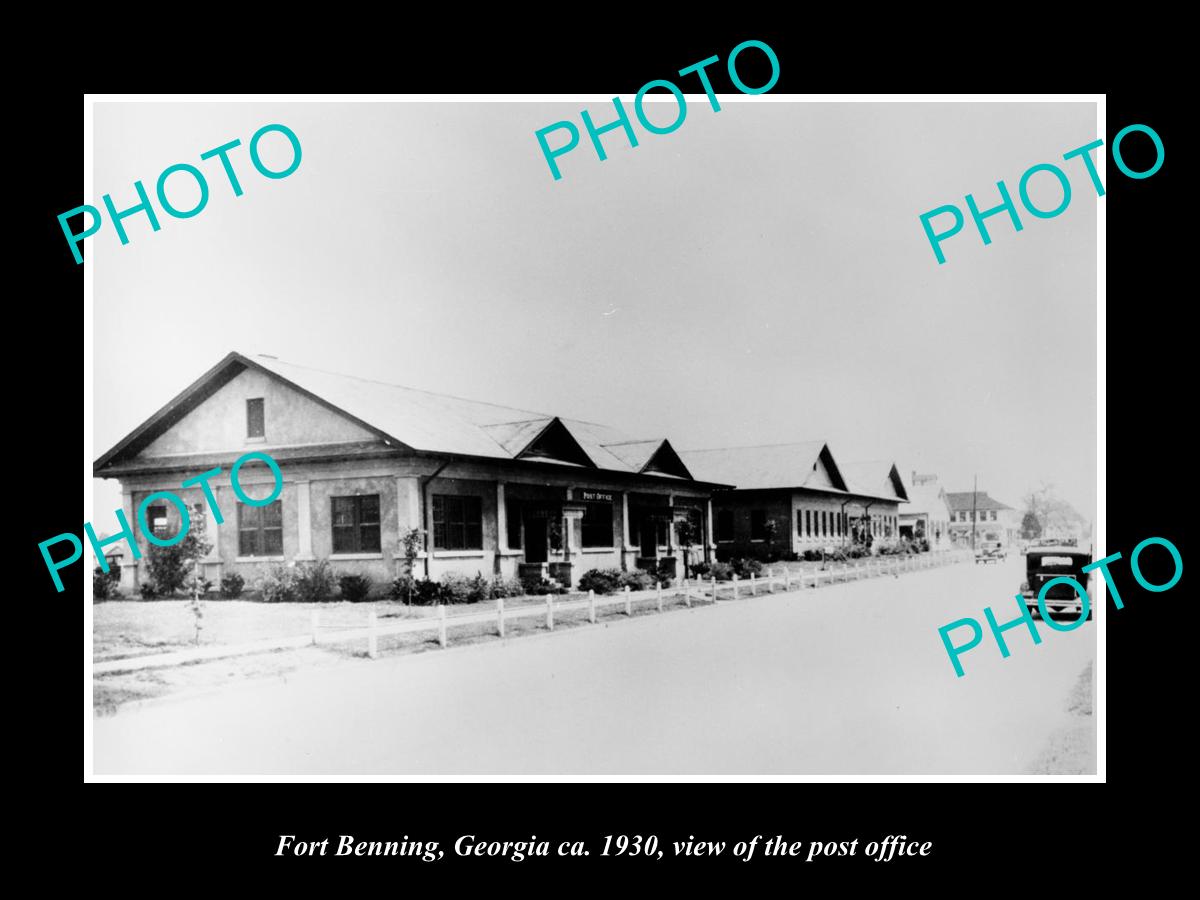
[989,510,997,521]
[238,500,283,556]
[582,500,614,548]
[796,509,803,535]
[505,499,522,550]
[805,510,812,536]
[331,494,381,554]
[716,509,734,542]
[246,398,265,438]
[820,511,827,537]
[147,504,168,538]
[750,509,767,541]
[432,494,483,551]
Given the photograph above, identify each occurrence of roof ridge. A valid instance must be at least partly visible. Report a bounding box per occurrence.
[257,355,552,419]
[680,440,827,453]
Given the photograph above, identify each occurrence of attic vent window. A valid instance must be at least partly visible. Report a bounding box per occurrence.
[247,398,265,439]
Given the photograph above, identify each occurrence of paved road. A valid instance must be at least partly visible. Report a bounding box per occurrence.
[93,556,1095,775]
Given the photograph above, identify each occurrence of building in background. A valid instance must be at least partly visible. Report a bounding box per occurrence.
[898,472,952,548]
[945,490,1020,548]
[678,443,909,561]
[93,352,730,594]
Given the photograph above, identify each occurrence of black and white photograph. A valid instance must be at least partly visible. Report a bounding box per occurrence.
[75,93,1109,779]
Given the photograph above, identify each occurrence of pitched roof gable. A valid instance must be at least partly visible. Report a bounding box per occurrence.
[944,491,1014,512]
[841,461,910,503]
[94,352,719,485]
[677,441,849,493]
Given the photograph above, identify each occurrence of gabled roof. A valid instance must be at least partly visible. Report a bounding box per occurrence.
[94,352,718,484]
[902,483,951,517]
[945,491,1013,512]
[678,441,851,494]
[841,461,910,503]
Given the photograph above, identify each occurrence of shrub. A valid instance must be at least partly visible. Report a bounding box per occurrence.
[389,574,415,603]
[489,576,526,599]
[294,560,336,602]
[826,548,848,563]
[220,573,245,599]
[618,569,655,592]
[258,565,298,603]
[730,557,764,578]
[93,566,120,602]
[526,578,568,595]
[917,538,930,552]
[578,568,624,595]
[411,578,443,605]
[802,549,822,562]
[138,582,159,600]
[690,561,712,579]
[709,561,734,581]
[847,544,868,559]
[144,532,211,596]
[654,558,676,586]
[438,573,490,604]
[339,574,372,603]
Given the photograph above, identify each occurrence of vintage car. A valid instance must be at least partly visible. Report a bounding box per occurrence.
[1020,546,1093,620]
[974,540,1006,563]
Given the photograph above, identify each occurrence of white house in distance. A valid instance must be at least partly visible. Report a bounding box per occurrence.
[898,472,952,548]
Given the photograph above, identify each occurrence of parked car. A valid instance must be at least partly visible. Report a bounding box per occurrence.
[1020,546,1093,620]
[975,541,1006,564]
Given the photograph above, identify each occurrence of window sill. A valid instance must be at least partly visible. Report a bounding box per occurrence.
[581,547,618,554]
[244,436,268,445]
[432,550,487,558]
[329,553,384,561]
[235,556,285,563]
[497,550,524,557]
[392,551,429,560]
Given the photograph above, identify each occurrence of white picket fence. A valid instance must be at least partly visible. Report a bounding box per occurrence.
[93,549,971,674]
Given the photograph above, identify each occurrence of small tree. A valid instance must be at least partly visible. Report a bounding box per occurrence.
[146,531,212,596]
[399,527,425,605]
[676,516,699,574]
[762,519,780,561]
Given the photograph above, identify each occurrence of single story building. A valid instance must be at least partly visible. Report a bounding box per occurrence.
[945,490,1019,548]
[677,442,909,561]
[898,472,952,548]
[93,352,730,594]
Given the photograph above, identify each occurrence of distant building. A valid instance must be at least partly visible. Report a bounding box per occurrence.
[945,491,1019,547]
[678,443,909,560]
[898,472,952,548]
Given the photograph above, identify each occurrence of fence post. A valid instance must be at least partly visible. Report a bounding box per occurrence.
[589,588,596,624]
[367,607,378,659]
[498,596,506,638]
[311,609,320,645]
[711,577,717,603]
[546,595,554,631]
[733,574,740,600]
[625,585,632,616]
[685,580,692,608]
[784,568,791,591]
[657,580,663,613]
[438,603,448,648]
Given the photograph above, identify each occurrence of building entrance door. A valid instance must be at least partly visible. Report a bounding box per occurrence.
[524,516,549,563]
[639,515,658,558]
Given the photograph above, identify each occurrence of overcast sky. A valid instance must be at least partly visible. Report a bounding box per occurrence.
[91,99,1097,529]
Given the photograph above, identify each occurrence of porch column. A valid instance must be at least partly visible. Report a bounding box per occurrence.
[118,487,139,593]
[394,475,424,577]
[705,498,715,563]
[295,480,314,560]
[665,494,675,555]
[496,482,508,550]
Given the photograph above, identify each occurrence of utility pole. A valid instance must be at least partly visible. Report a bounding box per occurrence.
[971,474,978,552]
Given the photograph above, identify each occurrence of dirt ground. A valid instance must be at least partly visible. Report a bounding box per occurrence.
[93,590,700,714]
